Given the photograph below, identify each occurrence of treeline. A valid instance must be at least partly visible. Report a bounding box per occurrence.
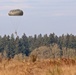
[0,33,76,58]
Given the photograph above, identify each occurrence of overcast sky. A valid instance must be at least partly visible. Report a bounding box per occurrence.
[0,0,76,37]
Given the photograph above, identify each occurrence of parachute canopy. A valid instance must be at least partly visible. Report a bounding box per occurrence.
[8,9,23,16]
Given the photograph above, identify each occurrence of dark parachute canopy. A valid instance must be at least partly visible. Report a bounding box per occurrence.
[8,9,23,16]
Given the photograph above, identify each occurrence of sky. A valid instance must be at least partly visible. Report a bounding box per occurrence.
[0,0,76,37]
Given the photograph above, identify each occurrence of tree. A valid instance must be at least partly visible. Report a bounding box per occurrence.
[37,34,43,46]
[21,33,29,56]
[43,34,49,46]
[58,36,63,58]
[49,33,55,44]
[14,36,19,55]
[28,36,33,52]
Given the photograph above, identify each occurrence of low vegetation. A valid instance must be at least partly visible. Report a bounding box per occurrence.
[0,58,76,75]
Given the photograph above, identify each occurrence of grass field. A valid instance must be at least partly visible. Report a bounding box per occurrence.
[0,58,76,75]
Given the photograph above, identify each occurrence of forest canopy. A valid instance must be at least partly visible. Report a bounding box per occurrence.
[0,33,76,59]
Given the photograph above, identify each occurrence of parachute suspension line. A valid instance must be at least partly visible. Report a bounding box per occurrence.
[9,17,18,37]
[14,16,23,37]
[15,16,22,33]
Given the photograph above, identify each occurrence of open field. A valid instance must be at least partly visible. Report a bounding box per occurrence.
[0,58,76,75]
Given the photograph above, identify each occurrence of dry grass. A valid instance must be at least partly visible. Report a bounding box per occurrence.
[0,58,76,75]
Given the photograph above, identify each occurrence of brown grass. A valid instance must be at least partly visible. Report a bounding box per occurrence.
[0,58,76,75]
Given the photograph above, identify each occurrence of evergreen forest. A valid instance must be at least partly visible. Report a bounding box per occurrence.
[0,33,76,59]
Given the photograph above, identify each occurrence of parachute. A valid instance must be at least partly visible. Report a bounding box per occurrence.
[8,9,24,37]
[8,9,23,16]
